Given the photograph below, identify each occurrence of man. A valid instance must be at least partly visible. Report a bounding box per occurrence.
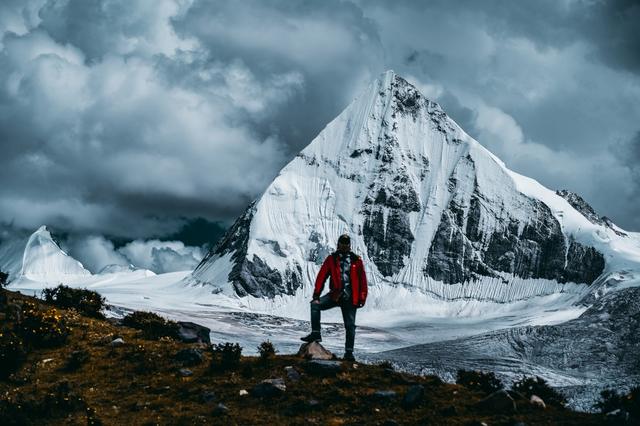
[301,234,368,361]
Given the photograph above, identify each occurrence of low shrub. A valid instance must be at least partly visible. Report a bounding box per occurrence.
[456,369,503,395]
[0,330,27,379]
[257,340,277,360]
[377,360,394,369]
[121,311,179,340]
[210,342,242,371]
[19,300,69,348]
[36,380,86,418]
[42,285,106,319]
[595,386,640,420]
[63,349,90,372]
[125,344,161,375]
[511,376,567,407]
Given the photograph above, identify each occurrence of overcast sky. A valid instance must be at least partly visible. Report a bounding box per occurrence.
[1,0,639,242]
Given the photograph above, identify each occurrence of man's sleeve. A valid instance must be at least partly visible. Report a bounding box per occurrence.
[358,258,368,305]
[313,256,331,300]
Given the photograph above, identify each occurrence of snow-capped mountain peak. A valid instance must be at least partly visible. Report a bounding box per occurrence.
[19,225,91,282]
[188,71,640,306]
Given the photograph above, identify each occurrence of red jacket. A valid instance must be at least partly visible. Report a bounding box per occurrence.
[313,252,368,307]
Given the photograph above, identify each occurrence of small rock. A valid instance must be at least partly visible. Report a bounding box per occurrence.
[307,399,320,409]
[530,394,546,409]
[373,390,397,402]
[177,321,211,344]
[178,368,193,377]
[252,378,286,397]
[212,403,228,416]
[605,408,629,422]
[201,391,216,403]
[402,384,425,409]
[475,390,517,414]
[297,342,334,360]
[174,348,204,366]
[285,366,301,382]
[303,360,342,377]
[239,389,249,396]
[110,338,125,347]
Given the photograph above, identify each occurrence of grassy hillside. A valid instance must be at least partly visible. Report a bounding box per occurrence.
[0,287,610,425]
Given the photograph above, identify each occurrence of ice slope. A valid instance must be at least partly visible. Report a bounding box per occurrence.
[189,70,640,312]
[0,232,28,281]
[18,225,91,283]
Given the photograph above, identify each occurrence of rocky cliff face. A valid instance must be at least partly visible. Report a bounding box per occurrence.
[188,71,636,302]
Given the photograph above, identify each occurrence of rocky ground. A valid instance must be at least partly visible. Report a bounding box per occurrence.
[0,288,611,425]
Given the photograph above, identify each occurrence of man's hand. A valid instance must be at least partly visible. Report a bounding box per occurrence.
[311,299,320,304]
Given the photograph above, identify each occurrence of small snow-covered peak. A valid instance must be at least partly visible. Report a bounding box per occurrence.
[20,225,90,282]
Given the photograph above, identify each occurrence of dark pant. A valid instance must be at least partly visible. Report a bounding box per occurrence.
[311,294,357,352]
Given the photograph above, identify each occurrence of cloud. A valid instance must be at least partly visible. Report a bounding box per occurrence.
[63,235,129,272]
[117,239,204,273]
[0,0,638,238]
[63,234,204,273]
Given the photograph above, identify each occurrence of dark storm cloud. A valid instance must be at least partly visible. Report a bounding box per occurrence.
[0,0,639,240]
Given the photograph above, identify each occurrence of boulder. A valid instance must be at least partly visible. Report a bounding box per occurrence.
[251,378,286,397]
[402,384,425,409]
[212,403,229,416]
[178,368,193,377]
[530,394,546,409]
[474,390,517,414]
[177,321,211,344]
[302,360,343,377]
[174,348,204,366]
[297,342,334,360]
[285,366,301,382]
[110,338,125,347]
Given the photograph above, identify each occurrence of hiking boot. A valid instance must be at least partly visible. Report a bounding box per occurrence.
[343,351,356,362]
[300,332,322,343]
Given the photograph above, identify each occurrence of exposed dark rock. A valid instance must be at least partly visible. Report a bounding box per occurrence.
[176,322,211,345]
[251,378,286,397]
[363,209,415,277]
[425,178,605,285]
[556,190,603,226]
[350,148,373,158]
[302,360,343,377]
[392,76,422,119]
[193,202,301,298]
[557,189,627,237]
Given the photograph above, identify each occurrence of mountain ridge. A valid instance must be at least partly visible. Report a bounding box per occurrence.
[188,70,639,305]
